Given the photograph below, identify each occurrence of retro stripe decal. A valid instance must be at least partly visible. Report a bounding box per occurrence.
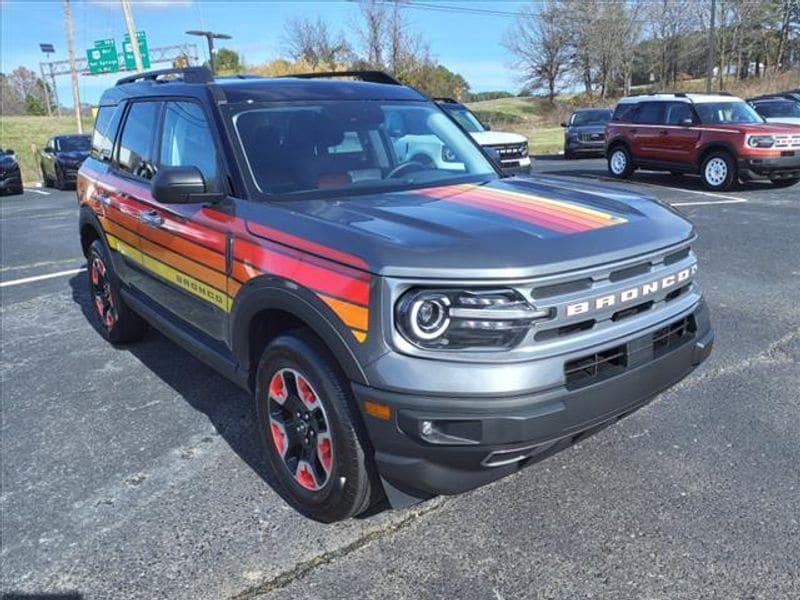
[416,183,627,234]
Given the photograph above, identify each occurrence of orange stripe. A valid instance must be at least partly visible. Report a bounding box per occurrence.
[139,224,226,273]
[318,294,369,331]
[228,278,242,297]
[139,237,228,293]
[100,216,139,246]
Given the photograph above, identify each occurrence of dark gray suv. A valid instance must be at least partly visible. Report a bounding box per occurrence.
[562,108,613,159]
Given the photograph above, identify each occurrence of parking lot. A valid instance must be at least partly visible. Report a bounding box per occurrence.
[2,158,798,599]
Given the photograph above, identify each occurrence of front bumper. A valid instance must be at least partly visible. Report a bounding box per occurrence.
[0,171,22,191]
[738,154,800,179]
[355,302,712,503]
[501,156,532,175]
[565,139,606,155]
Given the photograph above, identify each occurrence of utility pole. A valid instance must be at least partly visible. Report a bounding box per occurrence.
[705,0,716,93]
[63,0,83,133]
[186,30,231,75]
[38,44,55,116]
[121,0,144,72]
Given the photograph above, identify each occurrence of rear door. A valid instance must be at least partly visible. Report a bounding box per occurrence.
[630,102,667,161]
[662,102,701,165]
[132,99,230,341]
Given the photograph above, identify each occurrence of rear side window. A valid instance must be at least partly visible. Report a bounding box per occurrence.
[159,101,220,191]
[117,101,160,180]
[665,102,694,125]
[92,106,123,162]
[612,103,637,122]
[633,102,666,125]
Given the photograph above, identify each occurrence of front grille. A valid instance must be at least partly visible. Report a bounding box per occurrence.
[579,132,605,143]
[565,344,627,388]
[774,134,800,149]
[653,315,696,357]
[487,142,528,160]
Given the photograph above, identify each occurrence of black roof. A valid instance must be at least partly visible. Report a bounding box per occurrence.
[99,67,426,106]
[748,94,799,103]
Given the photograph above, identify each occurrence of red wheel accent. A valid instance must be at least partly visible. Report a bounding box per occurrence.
[296,461,317,490]
[296,374,317,409]
[269,371,288,403]
[317,433,332,474]
[270,420,287,457]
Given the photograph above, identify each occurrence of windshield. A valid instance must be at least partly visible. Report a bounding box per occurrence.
[440,105,486,133]
[754,101,800,119]
[694,101,764,125]
[57,136,90,152]
[232,101,496,196]
[571,109,613,126]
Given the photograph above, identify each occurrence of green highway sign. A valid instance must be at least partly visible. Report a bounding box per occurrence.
[123,31,151,70]
[86,38,119,74]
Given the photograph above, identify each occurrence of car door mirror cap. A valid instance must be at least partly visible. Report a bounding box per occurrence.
[680,118,695,127]
[151,166,214,204]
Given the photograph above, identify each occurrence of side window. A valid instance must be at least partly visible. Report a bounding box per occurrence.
[159,101,220,191]
[612,103,637,122]
[91,105,123,162]
[665,102,694,125]
[117,101,160,180]
[633,102,667,125]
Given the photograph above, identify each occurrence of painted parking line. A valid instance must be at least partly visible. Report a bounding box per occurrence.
[0,267,86,288]
[671,199,748,207]
[657,186,747,202]
[23,188,51,195]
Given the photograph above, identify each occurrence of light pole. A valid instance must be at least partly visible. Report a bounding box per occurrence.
[38,43,55,117]
[63,0,83,134]
[185,30,231,75]
[120,0,144,72]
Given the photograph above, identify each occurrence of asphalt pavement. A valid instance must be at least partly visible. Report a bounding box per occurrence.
[1,160,798,599]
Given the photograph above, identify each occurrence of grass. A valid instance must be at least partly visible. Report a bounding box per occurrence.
[0,115,93,183]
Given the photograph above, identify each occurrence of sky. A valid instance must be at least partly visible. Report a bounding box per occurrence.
[0,0,529,108]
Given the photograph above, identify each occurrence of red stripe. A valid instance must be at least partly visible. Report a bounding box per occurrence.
[234,240,369,306]
[462,188,613,227]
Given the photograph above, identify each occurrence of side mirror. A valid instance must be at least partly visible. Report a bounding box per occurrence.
[151,166,207,204]
[680,117,694,127]
[560,122,567,127]
[482,122,492,131]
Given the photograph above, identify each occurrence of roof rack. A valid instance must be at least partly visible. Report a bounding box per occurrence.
[278,70,402,86]
[116,66,213,86]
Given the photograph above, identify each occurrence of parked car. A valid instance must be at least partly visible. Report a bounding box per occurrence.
[434,97,532,174]
[606,93,800,190]
[40,134,91,189]
[78,67,713,522]
[561,108,613,159]
[748,96,800,125]
[0,147,23,195]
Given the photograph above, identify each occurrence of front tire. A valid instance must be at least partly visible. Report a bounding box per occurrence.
[700,151,736,191]
[608,145,634,179]
[256,331,379,522]
[87,239,147,343]
[770,177,799,188]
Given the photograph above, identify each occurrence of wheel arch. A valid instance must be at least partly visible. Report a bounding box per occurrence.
[697,141,737,167]
[606,137,631,155]
[78,206,107,257]
[230,278,369,393]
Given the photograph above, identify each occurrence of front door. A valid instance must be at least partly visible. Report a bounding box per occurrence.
[662,102,702,165]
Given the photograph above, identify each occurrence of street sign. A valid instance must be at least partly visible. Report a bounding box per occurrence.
[123,31,150,70]
[40,43,55,54]
[86,39,120,75]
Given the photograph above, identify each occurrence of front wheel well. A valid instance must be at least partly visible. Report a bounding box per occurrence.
[697,144,735,167]
[80,223,101,257]
[606,140,630,155]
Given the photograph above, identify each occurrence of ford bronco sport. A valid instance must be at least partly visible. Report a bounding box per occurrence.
[606,93,800,190]
[78,67,713,522]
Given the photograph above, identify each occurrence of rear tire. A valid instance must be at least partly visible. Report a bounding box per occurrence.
[770,177,799,188]
[564,149,575,160]
[41,163,52,187]
[87,239,147,343]
[700,151,736,191]
[54,165,65,190]
[256,331,380,522]
[607,145,634,179]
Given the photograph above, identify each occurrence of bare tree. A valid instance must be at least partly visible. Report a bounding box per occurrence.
[356,0,386,67]
[505,0,570,103]
[283,17,351,69]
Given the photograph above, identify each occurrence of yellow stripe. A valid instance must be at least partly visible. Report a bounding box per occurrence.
[109,234,231,312]
[454,184,627,223]
[351,329,367,343]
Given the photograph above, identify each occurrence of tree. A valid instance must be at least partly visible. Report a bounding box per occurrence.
[214,48,242,74]
[504,0,570,103]
[283,17,351,70]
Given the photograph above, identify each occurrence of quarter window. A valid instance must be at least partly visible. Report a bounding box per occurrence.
[159,101,220,191]
[117,101,160,180]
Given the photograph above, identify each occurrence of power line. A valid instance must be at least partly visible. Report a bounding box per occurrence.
[348,0,523,19]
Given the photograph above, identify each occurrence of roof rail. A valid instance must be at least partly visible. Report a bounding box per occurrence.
[279,70,402,85]
[432,96,460,104]
[116,66,213,86]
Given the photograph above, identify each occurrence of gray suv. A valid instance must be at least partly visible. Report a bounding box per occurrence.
[563,108,613,159]
[78,67,713,522]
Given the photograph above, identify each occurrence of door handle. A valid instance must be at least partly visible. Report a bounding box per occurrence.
[92,191,111,206]
[139,210,163,228]
[659,130,669,135]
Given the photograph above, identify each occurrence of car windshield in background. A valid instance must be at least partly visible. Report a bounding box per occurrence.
[232,101,496,196]
[755,101,800,118]
[571,109,613,126]
[58,136,90,152]
[694,101,764,125]
[440,105,486,133]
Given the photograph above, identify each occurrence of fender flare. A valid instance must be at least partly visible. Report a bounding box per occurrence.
[78,206,109,256]
[606,136,631,155]
[229,277,369,388]
[696,140,738,164]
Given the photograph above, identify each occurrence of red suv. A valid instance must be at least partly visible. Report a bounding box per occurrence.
[605,93,800,190]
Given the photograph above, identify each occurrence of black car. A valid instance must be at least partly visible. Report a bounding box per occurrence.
[0,147,23,195]
[562,108,613,159]
[40,134,91,189]
[747,96,800,126]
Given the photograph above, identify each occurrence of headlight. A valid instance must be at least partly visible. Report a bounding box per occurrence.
[441,146,458,162]
[395,289,552,350]
[748,135,775,148]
